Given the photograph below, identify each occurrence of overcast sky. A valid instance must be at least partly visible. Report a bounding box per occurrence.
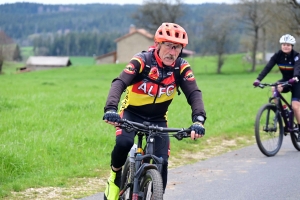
[1,0,237,5]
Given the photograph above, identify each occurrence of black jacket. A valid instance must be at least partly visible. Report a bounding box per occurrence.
[257,49,300,81]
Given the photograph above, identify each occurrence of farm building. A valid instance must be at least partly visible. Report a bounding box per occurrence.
[95,25,194,64]
[25,56,72,71]
[95,51,117,65]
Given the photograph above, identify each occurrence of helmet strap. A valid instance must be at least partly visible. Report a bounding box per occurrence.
[178,48,183,58]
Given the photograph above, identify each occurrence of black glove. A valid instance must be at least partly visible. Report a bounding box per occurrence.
[189,122,205,135]
[103,110,121,123]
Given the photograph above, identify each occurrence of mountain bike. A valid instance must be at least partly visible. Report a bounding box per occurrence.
[254,81,300,157]
[117,119,191,200]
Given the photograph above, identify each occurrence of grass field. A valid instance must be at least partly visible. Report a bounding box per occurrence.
[0,53,286,198]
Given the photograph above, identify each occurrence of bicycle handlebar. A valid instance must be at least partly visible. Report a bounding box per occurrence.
[257,81,291,89]
[117,119,191,140]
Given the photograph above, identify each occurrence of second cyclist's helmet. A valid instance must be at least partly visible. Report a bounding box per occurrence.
[154,22,188,48]
[279,34,296,45]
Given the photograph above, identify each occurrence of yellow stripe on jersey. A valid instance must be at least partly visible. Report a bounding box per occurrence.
[180,63,190,74]
[131,57,144,73]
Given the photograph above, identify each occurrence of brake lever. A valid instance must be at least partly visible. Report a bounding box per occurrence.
[258,84,265,89]
[174,130,190,140]
[174,134,183,140]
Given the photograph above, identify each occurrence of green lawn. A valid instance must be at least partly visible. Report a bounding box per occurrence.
[0,54,285,198]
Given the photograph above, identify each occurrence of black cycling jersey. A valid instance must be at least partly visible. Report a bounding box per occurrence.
[257,49,300,81]
[257,49,300,101]
[104,49,206,122]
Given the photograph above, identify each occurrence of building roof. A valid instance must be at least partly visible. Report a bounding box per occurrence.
[95,51,116,60]
[115,28,153,42]
[26,56,72,66]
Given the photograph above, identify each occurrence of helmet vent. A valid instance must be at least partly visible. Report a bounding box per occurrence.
[166,31,171,36]
[175,32,179,38]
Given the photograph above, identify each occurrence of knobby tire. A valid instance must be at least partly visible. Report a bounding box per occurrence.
[139,169,163,200]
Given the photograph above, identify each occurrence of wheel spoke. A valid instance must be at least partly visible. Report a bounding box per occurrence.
[145,181,153,200]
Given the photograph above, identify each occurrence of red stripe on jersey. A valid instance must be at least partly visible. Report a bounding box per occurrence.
[116,128,122,136]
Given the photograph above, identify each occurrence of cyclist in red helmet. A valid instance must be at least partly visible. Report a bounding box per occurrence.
[103,22,206,200]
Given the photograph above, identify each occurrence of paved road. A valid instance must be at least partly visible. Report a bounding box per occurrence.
[82,136,300,200]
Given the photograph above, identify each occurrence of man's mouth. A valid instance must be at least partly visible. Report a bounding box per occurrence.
[164,56,174,61]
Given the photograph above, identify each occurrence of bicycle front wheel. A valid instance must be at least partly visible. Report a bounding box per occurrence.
[255,103,283,157]
[139,169,163,200]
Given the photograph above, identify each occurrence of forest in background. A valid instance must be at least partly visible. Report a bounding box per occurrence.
[0,2,243,56]
[0,1,299,73]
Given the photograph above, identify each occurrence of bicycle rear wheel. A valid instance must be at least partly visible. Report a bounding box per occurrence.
[255,103,283,157]
[139,169,163,200]
[290,123,300,151]
[120,157,135,200]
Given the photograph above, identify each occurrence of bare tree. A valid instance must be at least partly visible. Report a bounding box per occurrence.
[237,0,272,72]
[270,0,300,36]
[201,15,233,74]
[132,0,185,33]
[287,0,300,33]
[0,31,13,74]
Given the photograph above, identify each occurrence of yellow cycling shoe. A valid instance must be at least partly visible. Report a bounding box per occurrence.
[104,169,122,200]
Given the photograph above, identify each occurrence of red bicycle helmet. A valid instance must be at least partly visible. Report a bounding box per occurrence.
[154,22,188,47]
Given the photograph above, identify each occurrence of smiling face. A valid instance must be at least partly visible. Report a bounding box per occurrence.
[156,42,183,66]
[281,43,293,54]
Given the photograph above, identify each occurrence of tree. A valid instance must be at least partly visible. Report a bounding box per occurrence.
[132,0,185,33]
[201,15,234,74]
[285,0,300,34]
[13,44,22,61]
[271,0,300,36]
[0,31,13,74]
[237,0,272,72]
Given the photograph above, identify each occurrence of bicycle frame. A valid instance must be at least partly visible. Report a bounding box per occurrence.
[268,83,295,133]
[118,119,190,200]
[255,81,300,156]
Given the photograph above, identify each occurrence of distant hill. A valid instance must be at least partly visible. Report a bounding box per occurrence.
[0,2,243,55]
[0,3,237,40]
[0,3,138,40]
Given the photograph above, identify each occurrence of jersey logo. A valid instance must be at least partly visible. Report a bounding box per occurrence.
[148,67,159,80]
[124,64,135,74]
[135,82,175,97]
[184,70,195,81]
[295,56,299,62]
